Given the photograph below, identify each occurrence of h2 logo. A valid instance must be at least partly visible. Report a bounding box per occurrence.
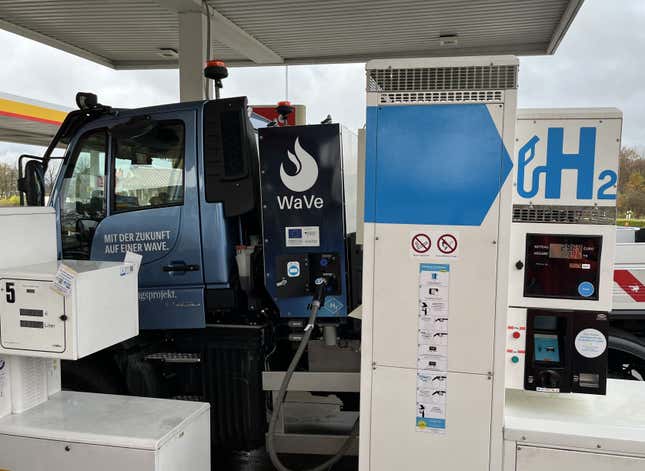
[517,127,617,201]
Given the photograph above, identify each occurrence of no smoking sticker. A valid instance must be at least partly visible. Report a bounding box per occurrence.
[409,231,460,259]
[411,233,432,254]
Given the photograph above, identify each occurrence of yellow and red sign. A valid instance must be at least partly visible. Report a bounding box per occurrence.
[0,95,67,126]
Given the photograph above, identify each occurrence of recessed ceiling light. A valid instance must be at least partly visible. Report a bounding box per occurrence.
[438,34,459,47]
[158,48,179,58]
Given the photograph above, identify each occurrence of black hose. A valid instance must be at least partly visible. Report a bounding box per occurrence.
[266,281,359,471]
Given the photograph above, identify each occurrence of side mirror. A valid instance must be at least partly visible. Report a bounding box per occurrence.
[18,159,45,206]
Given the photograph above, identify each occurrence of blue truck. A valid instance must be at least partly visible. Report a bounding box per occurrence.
[17,92,362,461]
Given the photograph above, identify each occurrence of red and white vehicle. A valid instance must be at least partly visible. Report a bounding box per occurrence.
[610,227,645,379]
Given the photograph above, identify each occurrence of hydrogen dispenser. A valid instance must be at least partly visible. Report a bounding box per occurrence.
[505,108,622,395]
[359,56,519,471]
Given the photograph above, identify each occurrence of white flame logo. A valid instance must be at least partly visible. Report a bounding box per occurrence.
[279,138,319,192]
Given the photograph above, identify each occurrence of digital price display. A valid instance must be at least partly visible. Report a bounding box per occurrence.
[524,234,602,300]
[548,243,583,260]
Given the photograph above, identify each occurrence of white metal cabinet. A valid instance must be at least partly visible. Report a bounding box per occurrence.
[0,260,139,360]
[0,391,210,471]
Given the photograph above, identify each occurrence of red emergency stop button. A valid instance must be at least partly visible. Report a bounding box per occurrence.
[512,331,521,339]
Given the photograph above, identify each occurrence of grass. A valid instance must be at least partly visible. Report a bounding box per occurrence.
[617,218,645,228]
[0,195,20,206]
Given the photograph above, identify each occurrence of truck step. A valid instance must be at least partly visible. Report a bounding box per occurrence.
[172,395,204,402]
[144,352,201,364]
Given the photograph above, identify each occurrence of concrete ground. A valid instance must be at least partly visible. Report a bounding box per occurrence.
[217,449,358,470]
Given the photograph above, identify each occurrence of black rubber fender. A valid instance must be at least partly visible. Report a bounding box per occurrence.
[609,327,645,361]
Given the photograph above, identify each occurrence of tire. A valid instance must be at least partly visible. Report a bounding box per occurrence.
[609,328,645,381]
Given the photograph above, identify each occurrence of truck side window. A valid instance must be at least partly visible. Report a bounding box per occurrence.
[59,129,107,260]
[112,121,185,212]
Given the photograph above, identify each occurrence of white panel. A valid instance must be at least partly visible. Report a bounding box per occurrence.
[372,220,499,374]
[359,223,376,471]
[513,115,622,207]
[505,308,527,390]
[503,440,517,471]
[0,208,56,270]
[76,264,139,359]
[158,409,210,471]
[369,366,492,471]
[508,223,616,312]
[0,433,156,471]
[516,446,645,471]
[9,356,47,413]
[0,280,66,353]
[370,91,505,377]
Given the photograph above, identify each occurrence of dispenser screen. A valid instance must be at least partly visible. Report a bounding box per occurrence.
[524,234,602,300]
[548,243,583,260]
[534,334,560,363]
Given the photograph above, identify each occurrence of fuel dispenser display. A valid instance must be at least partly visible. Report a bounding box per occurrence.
[523,309,608,394]
[523,234,602,301]
[506,108,621,396]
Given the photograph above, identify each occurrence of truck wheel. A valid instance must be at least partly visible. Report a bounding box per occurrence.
[609,328,645,381]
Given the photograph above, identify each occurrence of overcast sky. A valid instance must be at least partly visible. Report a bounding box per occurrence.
[1,0,644,164]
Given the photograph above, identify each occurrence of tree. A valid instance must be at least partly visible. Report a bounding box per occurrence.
[0,162,18,199]
[617,147,645,218]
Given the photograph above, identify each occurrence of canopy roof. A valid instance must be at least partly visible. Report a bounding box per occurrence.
[0,0,584,69]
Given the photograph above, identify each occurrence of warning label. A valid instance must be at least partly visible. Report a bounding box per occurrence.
[411,233,432,254]
[437,234,458,256]
[409,231,460,259]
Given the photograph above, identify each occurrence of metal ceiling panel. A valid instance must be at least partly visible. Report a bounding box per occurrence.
[0,0,584,69]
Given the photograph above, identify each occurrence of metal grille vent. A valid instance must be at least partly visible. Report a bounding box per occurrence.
[512,205,617,226]
[379,90,503,105]
[367,65,518,92]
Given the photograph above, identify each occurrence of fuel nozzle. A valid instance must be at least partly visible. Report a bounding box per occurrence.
[311,276,330,307]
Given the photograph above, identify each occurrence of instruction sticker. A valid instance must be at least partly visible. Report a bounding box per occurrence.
[409,232,460,259]
[51,264,77,297]
[416,263,450,434]
[285,226,320,247]
[416,372,447,433]
[123,251,143,276]
[575,328,607,359]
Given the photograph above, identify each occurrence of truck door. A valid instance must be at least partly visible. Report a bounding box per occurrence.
[56,128,108,260]
[90,110,204,329]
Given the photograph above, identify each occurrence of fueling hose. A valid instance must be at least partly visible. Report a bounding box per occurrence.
[267,277,360,471]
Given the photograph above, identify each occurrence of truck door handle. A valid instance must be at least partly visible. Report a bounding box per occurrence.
[163,263,200,273]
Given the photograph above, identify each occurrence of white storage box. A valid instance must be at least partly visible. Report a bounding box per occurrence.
[0,391,210,471]
[504,380,645,470]
[0,207,57,269]
[0,260,138,360]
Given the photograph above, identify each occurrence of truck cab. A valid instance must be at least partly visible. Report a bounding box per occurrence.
[48,97,264,329]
